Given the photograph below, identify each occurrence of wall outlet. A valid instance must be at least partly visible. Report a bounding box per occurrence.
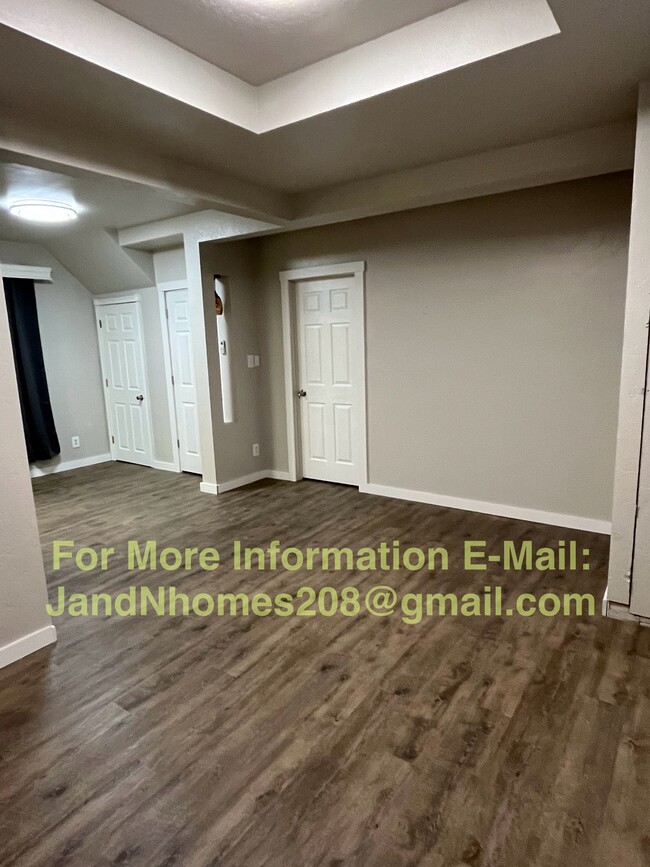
[252,443,260,457]
[71,436,80,449]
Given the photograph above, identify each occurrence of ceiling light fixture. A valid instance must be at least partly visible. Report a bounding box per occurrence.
[9,200,78,224]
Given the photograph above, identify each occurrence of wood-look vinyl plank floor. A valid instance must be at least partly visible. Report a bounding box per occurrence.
[0,462,648,867]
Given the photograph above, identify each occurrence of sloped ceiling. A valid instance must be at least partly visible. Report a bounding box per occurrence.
[45,230,155,294]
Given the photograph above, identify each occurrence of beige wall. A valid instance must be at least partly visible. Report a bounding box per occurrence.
[205,174,631,522]
[0,282,55,664]
[0,240,110,467]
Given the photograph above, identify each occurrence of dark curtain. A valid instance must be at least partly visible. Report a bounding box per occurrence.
[3,277,60,462]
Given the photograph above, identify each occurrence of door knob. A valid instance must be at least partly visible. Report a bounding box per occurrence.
[136,394,144,402]
[297,389,307,398]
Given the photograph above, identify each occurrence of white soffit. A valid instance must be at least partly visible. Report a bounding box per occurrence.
[0,0,560,134]
[117,211,282,250]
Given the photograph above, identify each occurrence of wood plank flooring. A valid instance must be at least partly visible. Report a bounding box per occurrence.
[0,463,648,867]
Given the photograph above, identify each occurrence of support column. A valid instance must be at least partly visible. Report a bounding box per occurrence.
[184,233,221,494]
[0,277,56,667]
[607,83,650,618]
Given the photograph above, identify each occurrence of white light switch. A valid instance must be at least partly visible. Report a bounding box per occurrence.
[247,355,255,368]
[254,355,260,367]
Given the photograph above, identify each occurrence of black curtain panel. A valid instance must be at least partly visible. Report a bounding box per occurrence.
[3,277,60,462]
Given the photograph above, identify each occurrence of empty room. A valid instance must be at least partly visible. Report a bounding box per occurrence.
[1,1,649,866]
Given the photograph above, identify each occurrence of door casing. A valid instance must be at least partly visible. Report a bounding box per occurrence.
[280,261,368,487]
[160,283,202,475]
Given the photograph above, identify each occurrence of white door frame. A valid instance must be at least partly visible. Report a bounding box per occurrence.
[93,293,154,467]
[157,279,189,474]
[280,261,368,486]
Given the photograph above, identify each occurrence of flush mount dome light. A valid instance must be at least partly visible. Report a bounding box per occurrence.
[9,200,78,223]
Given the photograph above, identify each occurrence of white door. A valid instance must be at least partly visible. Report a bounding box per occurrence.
[296,277,361,485]
[166,289,202,475]
[97,302,153,467]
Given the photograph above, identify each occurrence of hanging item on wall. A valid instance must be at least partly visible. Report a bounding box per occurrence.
[3,277,60,463]
[214,274,234,423]
[214,275,224,316]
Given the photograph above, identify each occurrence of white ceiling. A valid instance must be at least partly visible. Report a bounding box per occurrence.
[95,0,466,85]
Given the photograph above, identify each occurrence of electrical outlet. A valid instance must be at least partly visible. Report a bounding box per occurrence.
[71,436,80,449]
[252,443,260,457]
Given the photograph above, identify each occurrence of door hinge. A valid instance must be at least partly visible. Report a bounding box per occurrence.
[165,309,169,319]
[177,438,180,448]
[105,378,109,387]
[171,374,175,386]
[111,435,115,444]
[99,319,102,328]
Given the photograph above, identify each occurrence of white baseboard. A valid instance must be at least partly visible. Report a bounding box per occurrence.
[210,469,293,494]
[199,481,218,496]
[217,470,270,493]
[602,587,650,626]
[152,459,180,473]
[204,471,609,533]
[605,602,650,627]
[202,470,292,495]
[602,585,610,617]
[0,624,57,669]
[359,482,612,535]
[266,469,293,482]
[31,453,112,478]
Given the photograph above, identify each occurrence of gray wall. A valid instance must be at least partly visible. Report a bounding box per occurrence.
[0,240,110,467]
[0,282,53,657]
[206,174,631,522]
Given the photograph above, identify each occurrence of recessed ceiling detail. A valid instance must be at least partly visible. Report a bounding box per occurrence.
[93,0,468,86]
[0,0,560,133]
